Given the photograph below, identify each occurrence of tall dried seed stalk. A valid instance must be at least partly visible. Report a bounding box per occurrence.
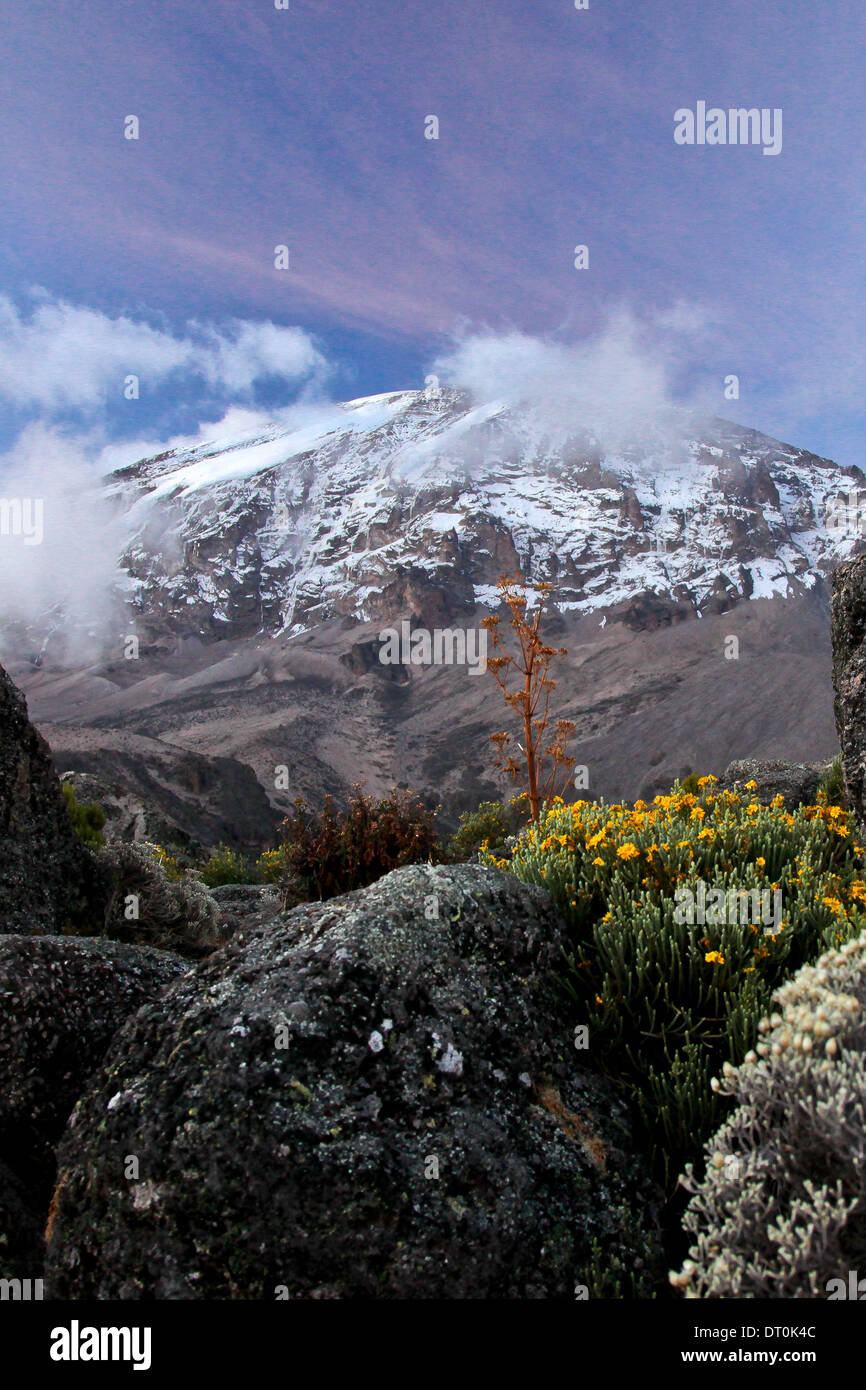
[481,574,575,822]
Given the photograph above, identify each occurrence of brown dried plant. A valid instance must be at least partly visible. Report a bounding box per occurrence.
[481,574,576,822]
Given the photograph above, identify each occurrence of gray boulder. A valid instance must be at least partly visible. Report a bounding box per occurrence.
[0,662,107,933]
[207,883,282,908]
[0,934,188,1197]
[716,758,826,809]
[207,883,284,941]
[46,864,663,1299]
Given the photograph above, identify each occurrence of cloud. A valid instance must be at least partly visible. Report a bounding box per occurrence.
[430,305,717,454]
[190,319,328,395]
[0,423,130,661]
[0,291,330,414]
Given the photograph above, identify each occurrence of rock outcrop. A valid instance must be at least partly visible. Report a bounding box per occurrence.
[0,934,187,1288]
[716,758,827,809]
[46,864,663,1299]
[832,555,866,832]
[0,934,188,1197]
[0,662,106,933]
[53,741,282,855]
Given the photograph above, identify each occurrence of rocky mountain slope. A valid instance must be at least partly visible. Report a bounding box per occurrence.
[5,387,864,836]
[106,386,862,644]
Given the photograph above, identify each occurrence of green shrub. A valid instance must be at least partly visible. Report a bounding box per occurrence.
[672,930,866,1297]
[61,782,106,849]
[818,753,847,807]
[196,844,257,887]
[280,785,439,902]
[444,794,530,863]
[678,773,702,796]
[494,778,865,1191]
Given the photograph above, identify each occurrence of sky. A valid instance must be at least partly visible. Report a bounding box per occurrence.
[0,0,864,471]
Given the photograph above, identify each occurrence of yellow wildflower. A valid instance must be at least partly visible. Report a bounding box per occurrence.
[616,843,640,861]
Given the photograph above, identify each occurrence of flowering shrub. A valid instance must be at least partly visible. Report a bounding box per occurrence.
[444,794,530,863]
[148,843,186,882]
[255,846,289,883]
[196,843,254,887]
[671,930,866,1297]
[495,778,865,1188]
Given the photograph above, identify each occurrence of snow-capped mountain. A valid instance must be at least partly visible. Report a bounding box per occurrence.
[12,387,857,827]
[107,387,864,644]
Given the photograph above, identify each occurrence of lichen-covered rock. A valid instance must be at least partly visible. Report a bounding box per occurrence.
[0,662,107,933]
[717,758,826,809]
[0,1157,43,1282]
[832,555,866,833]
[207,883,284,944]
[0,934,189,1197]
[207,884,282,912]
[46,864,663,1299]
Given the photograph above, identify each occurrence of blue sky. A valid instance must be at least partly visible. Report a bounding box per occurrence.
[0,0,864,469]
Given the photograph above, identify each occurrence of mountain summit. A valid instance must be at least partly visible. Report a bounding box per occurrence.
[7,388,861,820]
[107,386,861,647]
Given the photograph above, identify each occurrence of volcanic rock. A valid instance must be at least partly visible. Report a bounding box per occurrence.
[46,864,663,1299]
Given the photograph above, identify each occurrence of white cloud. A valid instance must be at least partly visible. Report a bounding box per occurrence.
[431,305,713,454]
[0,423,130,660]
[0,290,330,413]
[193,320,326,394]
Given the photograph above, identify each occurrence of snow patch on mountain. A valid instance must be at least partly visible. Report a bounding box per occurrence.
[104,388,863,641]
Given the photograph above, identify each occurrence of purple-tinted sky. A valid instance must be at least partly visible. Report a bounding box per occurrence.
[0,0,864,465]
